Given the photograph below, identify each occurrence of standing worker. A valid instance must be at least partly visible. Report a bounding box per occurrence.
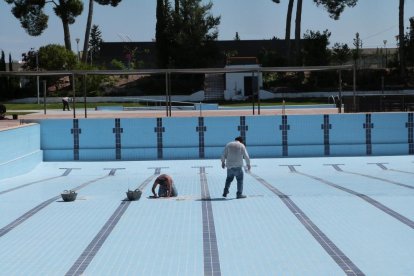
[62,96,70,111]
[221,136,251,199]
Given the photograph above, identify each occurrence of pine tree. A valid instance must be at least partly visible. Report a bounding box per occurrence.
[89,24,103,64]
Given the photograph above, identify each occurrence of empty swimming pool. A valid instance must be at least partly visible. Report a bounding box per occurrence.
[0,155,413,275]
[1,111,413,275]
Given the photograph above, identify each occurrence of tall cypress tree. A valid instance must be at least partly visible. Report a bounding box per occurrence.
[156,0,173,68]
[0,51,6,71]
[8,53,13,71]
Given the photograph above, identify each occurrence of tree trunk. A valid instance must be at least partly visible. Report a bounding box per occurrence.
[82,0,94,63]
[62,18,72,51]
[285,0,294,65]
[295,0,303,65]
[399,0,406,79]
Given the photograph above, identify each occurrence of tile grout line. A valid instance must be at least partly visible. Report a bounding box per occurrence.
[248,170,365,276]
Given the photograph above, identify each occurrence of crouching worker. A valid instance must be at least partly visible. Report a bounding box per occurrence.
[151,174,178,198]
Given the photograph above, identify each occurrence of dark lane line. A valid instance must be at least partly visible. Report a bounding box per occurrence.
[294,170,414,230]
[389,169,414,175]
[248,171,365,276]
[0,168,77,195]
[343,171,414,190]
[199,166,221,276]
[0,168,124,238]
[65,168,160,276]
[326,164,414,190]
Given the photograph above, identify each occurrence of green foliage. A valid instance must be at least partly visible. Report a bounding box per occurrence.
[8,53,13,71]
[73,63,110,96]
[302,29,331,66]
[89,24,103,64]
[0,51,6,71]
[110,59,127,70]
[257,49,287,67]
[313,0,358,20]
[234,32,240,41]
[5,0,83,50]
[352,32,363,68]
[331,43,351,65]
[155,0,221,68]
[0,103,6,118]
[156,0,174,67]
[36,44,77,70]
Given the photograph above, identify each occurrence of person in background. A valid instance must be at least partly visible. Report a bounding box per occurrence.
[62,96,70,111]
[221,136,251,199]
[151,174,178,198]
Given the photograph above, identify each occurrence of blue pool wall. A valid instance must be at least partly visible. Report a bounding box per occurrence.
[30,112,414,161]
[0,124,43,179]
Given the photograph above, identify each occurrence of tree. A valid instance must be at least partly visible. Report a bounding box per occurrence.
[89,24,103,64]
[4,0,83,51]
[273,0,358,65]
[0,51,6,97]
[22,44,76,71]
[352,32,362,69]
[331,43,351,65]
[156,0,174,67]
[155,0,221,68]
[398,0,406,79]
[234,32,240,41]
[313,0,358,20]
[294,0,303,65]
[401,17,414,67]
[302,29,331,66]
[0,51,5,71]
[8,53,13,71]
[82,0,122,63]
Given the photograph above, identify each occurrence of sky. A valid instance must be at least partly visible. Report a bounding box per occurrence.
[1,0,414,61]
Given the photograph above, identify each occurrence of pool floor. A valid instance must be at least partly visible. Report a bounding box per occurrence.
[1,155,413,275]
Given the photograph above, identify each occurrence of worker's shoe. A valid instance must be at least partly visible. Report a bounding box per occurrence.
[236,193,246,199]
[222,188,229,197]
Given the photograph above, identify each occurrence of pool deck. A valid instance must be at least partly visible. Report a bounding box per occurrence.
[0,106,339,130]
[1,155,414,275]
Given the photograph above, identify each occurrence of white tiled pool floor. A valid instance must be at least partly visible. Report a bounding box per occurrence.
[1,155,413,275]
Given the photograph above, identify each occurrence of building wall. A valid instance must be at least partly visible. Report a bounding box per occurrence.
[32,113,414,161]
[0,124,43,179]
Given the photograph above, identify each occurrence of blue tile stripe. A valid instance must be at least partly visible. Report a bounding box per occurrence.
[154,118,164,159]
[65,168,161,276]
[71,119,81,160]
[0,168,74,195]
[321,114,331,155]
[0,169,120,238]
[197,117,206,158]
[328,164,414,190]
[113,118,123,160]
[238,116,248,144]
[199,167,221,276]
[279,115,290,156]
[302,166,414,229]
[363,114,373,155]
[407,113,413,154]
[248,170,364,276]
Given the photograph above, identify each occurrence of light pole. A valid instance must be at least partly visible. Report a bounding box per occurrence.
[75,38,80,61]
[383,40,387,68]
[34,48,40,104]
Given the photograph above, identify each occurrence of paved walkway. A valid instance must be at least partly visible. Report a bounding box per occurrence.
[0,156,413,275]
[1,107,339,130]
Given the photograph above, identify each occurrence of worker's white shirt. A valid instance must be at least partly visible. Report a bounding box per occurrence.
[221,141,250,168]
